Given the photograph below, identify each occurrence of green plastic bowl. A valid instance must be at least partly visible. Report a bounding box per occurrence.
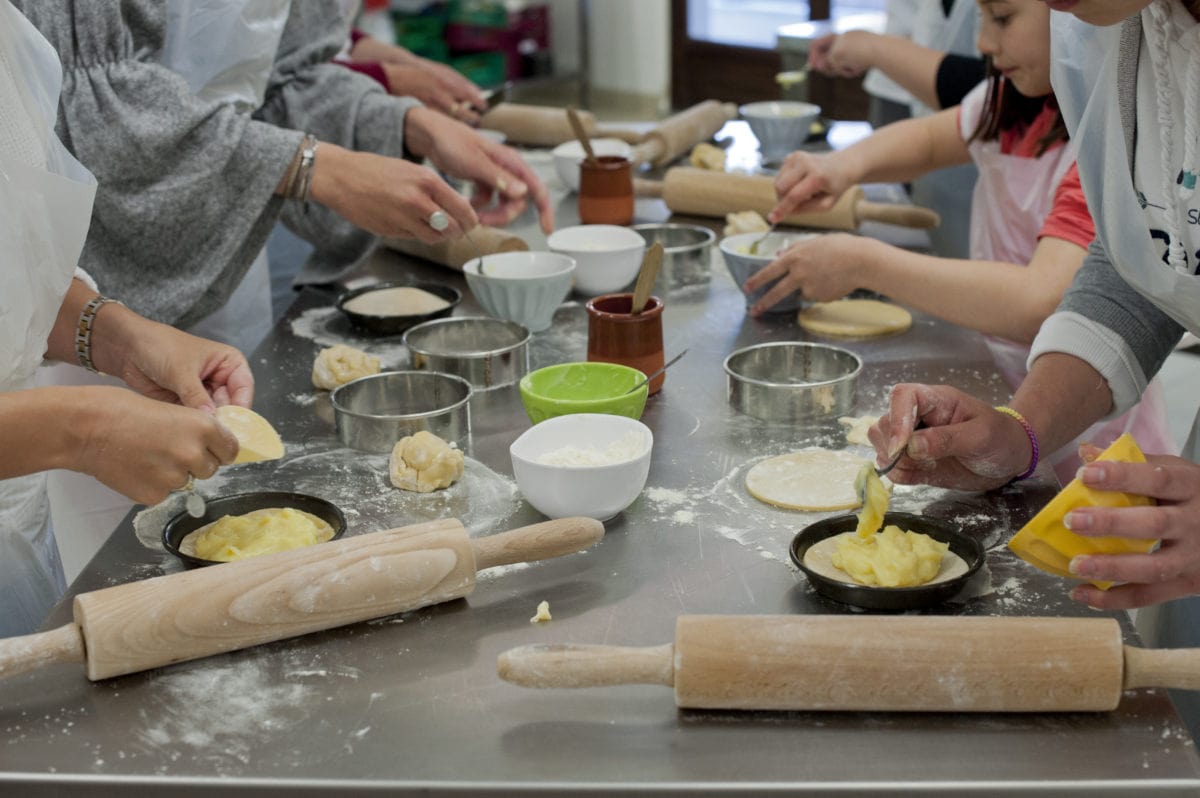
[519,362,648,424]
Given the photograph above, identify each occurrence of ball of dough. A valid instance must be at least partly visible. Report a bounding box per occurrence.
[389,430,464,493]
[312,344,381,391]
[723,210,770,237]
[689,142,726,171]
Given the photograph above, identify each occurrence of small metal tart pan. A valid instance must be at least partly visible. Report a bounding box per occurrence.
[789,511,984,611]
[163,491,346,569]
[336,281,461,336]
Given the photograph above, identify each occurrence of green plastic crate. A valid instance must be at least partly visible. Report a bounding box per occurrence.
[449,51,506,88]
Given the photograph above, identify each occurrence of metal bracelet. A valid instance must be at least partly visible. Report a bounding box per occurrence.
[75,296,122,374]
[293,134,319,202]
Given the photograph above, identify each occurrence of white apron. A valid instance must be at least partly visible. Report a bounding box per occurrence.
[909,0,980,259]
[0,1,98,635]
[962,86,1175,485]
[40,0,291,580]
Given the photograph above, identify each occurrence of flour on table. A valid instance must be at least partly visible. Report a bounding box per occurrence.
[289,306,408,364]
[838,414,879,446]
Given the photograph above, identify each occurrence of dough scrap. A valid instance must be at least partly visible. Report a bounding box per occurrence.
[312,344,381,391]
[803,531,967,587]
[389,430,464,493]
[529,600,552,623]
[838,414,879,446]
[723,210,770,237]
[187,507,334,562]
[798,299,913,338]
[745,448,882,511]
[215,405,284,464]
[689,142,726,171]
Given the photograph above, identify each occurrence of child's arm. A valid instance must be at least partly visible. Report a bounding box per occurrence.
[770,108,970,222]
[745,234,1086,341]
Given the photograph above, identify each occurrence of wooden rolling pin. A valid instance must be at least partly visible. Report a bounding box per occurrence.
[0,516,602,682]
[629,100,738,167]
[498,614,1200,712]
[480,103,642,147]
[384,226,528,270]
[634,168,941,230]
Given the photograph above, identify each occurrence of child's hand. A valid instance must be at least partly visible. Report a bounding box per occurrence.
[770,151,854,223]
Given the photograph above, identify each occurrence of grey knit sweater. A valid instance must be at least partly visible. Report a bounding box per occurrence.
[17,0,418,327]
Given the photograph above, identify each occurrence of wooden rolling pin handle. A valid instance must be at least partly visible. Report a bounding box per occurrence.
[498,643,674,688]
[630,139,666,167]
[633,178,663,199]
[0,623,85,680]
[1123,645,1200,691]
[471,517,604,571]
[854,200,941,230]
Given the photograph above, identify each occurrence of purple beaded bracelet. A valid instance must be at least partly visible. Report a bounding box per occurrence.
[995,405,1040,481]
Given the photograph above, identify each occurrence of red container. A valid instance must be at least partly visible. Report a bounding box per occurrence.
[586,293,666,395]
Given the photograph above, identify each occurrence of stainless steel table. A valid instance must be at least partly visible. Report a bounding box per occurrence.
[1,123,1197,796]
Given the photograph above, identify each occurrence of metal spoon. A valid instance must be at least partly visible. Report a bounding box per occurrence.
[748,222,778,256]
[464,227,488,275]
[624,349,688,395]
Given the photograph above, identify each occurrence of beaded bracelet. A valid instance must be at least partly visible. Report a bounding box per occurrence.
[75,296,122,374]
[994,405,1040,481]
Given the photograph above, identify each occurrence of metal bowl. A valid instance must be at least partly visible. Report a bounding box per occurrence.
[336,281,461,336]
[630,223,715,291]
[789,512,985,611]
[330,370,471,453]
[403,316,530,390]
[724,342,861,421]
[162,491,346,569]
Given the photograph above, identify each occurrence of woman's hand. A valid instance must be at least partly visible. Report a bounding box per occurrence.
[869,383,1033,490]
[90,306,254,412]
[309,142,482,242]
[744,233,882,316]
[380,62,485,125]
[72,386,238,505]
[1066,456,1200,609]
[770,150,856,223]
[404,107,554,234]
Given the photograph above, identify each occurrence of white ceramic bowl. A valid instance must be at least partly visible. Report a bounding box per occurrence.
[546,225,647,296]
[463,251,576,333]
[719,231,821,313]
[739,101,821,162]
[510,413,653,521]
[552,138,635,192]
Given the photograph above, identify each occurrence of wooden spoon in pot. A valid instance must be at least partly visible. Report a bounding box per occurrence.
[630,242,664,315]
[567,106,598,165]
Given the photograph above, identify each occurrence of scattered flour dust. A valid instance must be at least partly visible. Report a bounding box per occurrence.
[137,657,313,769]
[289,306,408,366]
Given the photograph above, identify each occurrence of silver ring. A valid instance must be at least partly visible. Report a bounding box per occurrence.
[428,210,450,231]
[180,475,195,492]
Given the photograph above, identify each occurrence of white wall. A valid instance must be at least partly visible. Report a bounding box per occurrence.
[548,0,670,103]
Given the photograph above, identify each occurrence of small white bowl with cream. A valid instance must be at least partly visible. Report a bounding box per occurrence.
[546,225,647,295]
[510,413,653,521]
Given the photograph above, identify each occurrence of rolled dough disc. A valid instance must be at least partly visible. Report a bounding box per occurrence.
[215,405,284,464]
[745,449,881,511]
[802,531,970,586]
[798,299,912,338]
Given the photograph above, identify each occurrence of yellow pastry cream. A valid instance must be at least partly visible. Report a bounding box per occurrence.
[830,465,949,587]
[190,507,335,562]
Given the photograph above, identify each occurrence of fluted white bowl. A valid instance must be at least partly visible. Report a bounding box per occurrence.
[719,231,821,313]
[463,252,576,333]
[740,101,821,163]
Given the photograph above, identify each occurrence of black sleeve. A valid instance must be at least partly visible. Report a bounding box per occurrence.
[935,55,987,109]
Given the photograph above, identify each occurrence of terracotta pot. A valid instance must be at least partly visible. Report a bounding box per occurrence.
[578,156,634,226]
[585,293,666,395]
